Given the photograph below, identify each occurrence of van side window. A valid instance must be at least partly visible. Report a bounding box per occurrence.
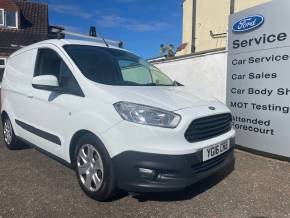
[34,48,83,96]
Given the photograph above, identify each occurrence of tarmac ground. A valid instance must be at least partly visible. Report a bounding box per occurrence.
[0,128,290,218]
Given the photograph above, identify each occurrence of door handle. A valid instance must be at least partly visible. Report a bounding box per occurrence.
[27,94,34,98]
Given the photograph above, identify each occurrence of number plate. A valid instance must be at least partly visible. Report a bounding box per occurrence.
[203,140,230,162]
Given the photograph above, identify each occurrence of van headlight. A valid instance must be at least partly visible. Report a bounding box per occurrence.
[114,101,181,128]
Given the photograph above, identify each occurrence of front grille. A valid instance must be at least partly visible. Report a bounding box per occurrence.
[185,113,232,143]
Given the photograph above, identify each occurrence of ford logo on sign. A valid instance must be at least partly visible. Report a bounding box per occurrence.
[232,15,264,33]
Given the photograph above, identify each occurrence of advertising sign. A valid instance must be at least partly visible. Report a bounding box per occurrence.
[227,0,290,158]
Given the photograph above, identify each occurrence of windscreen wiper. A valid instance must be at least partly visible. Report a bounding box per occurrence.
[144,83,158,86]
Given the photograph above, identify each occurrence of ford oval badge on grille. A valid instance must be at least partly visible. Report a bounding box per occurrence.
[208,106,216,110]
[232,15,264,33]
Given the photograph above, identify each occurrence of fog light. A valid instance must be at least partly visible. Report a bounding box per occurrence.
[139,168,154,174]
[138,168,156,180]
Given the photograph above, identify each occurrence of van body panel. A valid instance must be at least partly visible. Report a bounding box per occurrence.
[1,39,235,194]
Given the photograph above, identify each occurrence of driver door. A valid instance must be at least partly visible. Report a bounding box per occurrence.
[21,45,83,158]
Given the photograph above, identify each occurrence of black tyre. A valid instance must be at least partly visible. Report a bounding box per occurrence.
[2,115,18,149]
[73,133,118,201]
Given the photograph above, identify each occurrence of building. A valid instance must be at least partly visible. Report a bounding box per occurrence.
[0,0,55,81]
[178,0,270,55]
[150,0,273,103]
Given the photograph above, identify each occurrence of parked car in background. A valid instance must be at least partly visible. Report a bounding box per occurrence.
[1,38,235,201]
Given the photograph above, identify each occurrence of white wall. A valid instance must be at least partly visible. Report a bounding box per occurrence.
[153,51,227,102]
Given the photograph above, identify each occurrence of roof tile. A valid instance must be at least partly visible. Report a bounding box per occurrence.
[0,0,49,53]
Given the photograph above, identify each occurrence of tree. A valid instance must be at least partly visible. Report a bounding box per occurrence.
[160,43,175,58]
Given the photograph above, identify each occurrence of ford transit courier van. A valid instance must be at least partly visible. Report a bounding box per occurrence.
[1,39,235,201]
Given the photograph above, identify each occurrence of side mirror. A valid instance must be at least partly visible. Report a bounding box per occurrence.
[32,75,60,91]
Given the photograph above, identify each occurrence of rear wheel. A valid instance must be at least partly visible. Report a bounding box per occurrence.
[73,133,118,201]
[2,115,18,149]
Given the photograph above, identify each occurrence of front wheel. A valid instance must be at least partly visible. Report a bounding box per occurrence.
[73,134,118,201]
[2,115,18,149]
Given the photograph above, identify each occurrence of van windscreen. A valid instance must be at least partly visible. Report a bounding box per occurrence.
[63,45,174,86]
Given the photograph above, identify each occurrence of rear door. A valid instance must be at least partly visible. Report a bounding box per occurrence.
[19,45,84,158]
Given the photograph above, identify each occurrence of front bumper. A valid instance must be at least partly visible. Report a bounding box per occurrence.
[112,138,235,192]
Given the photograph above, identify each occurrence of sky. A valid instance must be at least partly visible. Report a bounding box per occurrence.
[41,0,183,59]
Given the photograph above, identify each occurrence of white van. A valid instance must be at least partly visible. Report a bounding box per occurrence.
[1,39,235,201]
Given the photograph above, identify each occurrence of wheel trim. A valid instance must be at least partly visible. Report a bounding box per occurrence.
[3,119,13,145]
[77,144,104,192]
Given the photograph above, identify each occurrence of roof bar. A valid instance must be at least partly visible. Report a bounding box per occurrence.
[49,26,123,48]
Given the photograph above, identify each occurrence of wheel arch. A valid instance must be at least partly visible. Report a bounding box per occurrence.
[69,129,109,166]
[1,98,19,136]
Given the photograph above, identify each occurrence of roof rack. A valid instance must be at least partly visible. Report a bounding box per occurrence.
[49,26,124,48]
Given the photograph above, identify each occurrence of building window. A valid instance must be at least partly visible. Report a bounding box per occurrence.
[0,58,6,83]
[0,9,4,26]
[0,59,5,66]
[0,9,17,28]
[6,11,17,28]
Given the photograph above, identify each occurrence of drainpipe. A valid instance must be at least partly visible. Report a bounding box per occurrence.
[191,0,197,53]
[230,0,235,14]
